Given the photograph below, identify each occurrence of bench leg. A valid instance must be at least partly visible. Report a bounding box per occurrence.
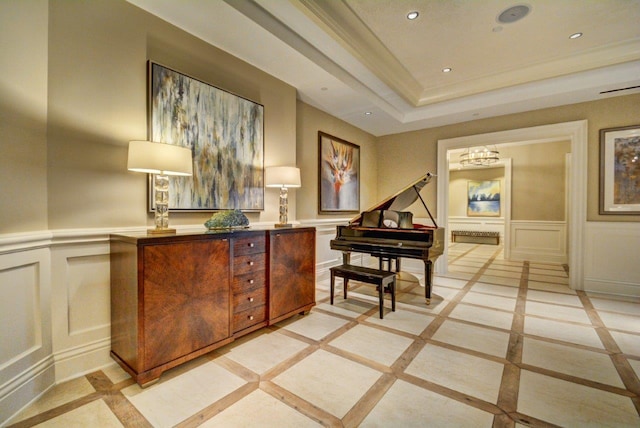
[378,280,384,319]
[330,271,335,305]
[391,278,396,312]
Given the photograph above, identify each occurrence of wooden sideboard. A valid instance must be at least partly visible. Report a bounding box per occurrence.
[110,227,315,386]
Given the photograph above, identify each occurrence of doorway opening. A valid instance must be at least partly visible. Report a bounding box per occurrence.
[436,121,587,290]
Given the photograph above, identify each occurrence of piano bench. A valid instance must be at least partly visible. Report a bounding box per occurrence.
[329,264,396,319]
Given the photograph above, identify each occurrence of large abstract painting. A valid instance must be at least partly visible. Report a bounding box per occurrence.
[318,132,360,213]
[467,180,501,217]
[600,125,640,214]
[149,62,264,211]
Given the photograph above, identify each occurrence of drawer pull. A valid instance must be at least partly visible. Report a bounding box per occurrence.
[249,242,254,247]
[248,261,254,266]
[248,315,254,321]
[249,279,254,284]
[248,297,254,302]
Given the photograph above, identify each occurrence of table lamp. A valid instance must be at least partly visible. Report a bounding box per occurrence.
[127,140,193,234]
[265,166,301,228]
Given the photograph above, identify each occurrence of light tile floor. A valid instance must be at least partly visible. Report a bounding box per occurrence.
[5,243,640,427]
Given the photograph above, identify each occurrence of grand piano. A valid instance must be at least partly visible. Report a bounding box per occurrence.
[330,172,445,304]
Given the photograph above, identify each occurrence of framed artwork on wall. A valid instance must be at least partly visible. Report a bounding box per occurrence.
[467,180,501,217]
[148,61,264,212]
[599,124,640,215]
[318,131,360,213]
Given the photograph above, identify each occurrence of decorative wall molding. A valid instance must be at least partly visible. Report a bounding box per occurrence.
[0,247,52,423]
[0,354,55,423]
[584,222,640,297]
[53,338,112,384]
[509,221,567,264]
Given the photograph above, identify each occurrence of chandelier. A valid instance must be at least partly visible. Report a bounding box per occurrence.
[459,145,500,167]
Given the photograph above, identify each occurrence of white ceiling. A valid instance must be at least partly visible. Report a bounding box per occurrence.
[127,0,640,136]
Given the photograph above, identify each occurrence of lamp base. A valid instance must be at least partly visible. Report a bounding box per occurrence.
[147,227,177,235]
[274,223,293,228]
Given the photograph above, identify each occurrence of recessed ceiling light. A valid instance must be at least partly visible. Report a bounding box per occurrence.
[442,68,452,73]
[364,111,372,116]
[407,11,419,20]
[569,32,583,39]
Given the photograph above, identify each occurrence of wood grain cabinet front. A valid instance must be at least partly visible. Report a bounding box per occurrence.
[269,228,316,324]
[110,227,315,387]
[110,234,233,386]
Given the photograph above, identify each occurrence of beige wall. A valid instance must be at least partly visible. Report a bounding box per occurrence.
[0,0,49,233]
[46,0,297,230]
[449,168,505,218]
[296,101,378,220]
[378,93,640,222]
[501,141,571,221]
[0,0,297,233]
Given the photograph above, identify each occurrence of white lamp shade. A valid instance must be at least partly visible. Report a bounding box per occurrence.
[127,140,193,176]
[265,166,301,188]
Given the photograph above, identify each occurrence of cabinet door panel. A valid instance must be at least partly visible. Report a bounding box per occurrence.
[142,239,230,370]
[269,229,316,321]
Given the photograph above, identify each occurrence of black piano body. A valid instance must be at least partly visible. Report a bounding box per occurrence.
[330,172,445,304]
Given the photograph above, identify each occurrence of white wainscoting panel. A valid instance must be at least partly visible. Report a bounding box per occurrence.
[300,218,356,280]
[50,240,113,383]
[0,263,42,366]
[509,221,567,264]
[0,247,54,424]
[448,217,505,242]
[584,222,640,297]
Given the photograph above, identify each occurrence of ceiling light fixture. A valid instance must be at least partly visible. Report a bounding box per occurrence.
[569,32,583,39]
[407,11,419,20]
[459,145,500,167]
[364,111,372,115]
[442,68,452,73]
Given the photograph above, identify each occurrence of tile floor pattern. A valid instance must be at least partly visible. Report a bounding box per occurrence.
[5,243,640,427]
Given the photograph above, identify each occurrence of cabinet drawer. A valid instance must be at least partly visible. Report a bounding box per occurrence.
[233,273,265,294]
[233,287,267,313]
[233,305,266,332]
[233,253,265,275]
[233,235,266,256]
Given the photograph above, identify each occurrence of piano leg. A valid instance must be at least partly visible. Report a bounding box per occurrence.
[424,260,433,305]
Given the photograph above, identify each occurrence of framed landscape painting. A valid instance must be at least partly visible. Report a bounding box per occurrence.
[318,131,360,213]
[599,124,640,215]
[148,61,264,212]
[468,180,500,217]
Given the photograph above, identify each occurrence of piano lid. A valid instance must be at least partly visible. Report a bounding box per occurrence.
[349,172,437,227]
